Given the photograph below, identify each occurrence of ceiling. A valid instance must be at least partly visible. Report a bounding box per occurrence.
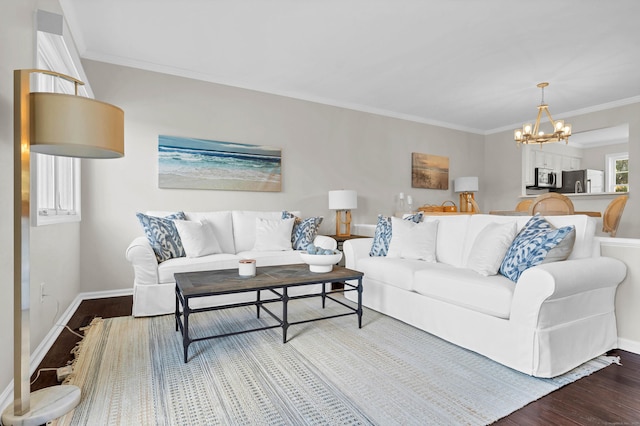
[59,0,640,137]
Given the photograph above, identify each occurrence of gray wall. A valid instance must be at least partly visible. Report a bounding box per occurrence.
[79,60,485,294]
[582,142,627,174]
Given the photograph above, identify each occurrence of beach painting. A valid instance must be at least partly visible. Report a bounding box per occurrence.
[158,135,282,191]
[411,153,449,190]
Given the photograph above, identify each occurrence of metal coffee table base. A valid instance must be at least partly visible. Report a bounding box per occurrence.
[175,268,363,363]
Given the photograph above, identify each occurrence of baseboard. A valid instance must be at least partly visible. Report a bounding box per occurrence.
[0,288,133,413]
[618,337,640,355]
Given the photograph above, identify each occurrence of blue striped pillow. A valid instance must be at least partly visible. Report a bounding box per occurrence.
[499,214,575,282]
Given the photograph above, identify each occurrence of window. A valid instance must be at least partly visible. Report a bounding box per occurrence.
[33,12,91,225]
[33,154,80,223]
[606,152,629,193]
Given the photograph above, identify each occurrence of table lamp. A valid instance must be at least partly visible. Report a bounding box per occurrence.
[3,69,124,426]
[328,190,358,237]
[454,177,479,213]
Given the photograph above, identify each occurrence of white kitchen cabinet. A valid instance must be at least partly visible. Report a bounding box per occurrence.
[561,156,581,171]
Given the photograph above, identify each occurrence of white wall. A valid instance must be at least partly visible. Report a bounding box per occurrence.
[79,60,485,294]
[0,0,83,401]
[582,142,627,173]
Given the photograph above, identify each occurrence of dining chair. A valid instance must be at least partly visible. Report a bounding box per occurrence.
[528,193,575,216]
[515,199,533,212]
[602,195,628,237]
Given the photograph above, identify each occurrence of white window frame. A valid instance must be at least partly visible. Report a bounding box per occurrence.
[32,12,92,226]
[605,152,629,193]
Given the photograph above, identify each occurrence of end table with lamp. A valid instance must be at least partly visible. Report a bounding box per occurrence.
[328,189,358,237]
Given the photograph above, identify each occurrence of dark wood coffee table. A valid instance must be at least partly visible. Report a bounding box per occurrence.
[175,264,364,362]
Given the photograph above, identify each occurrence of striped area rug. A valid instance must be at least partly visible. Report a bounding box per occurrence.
[53,296,617,425]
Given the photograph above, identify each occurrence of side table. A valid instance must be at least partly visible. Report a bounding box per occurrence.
[325,234,368,289]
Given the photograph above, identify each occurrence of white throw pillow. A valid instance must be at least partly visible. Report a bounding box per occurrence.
[386,217,438,261]
[173,219,222,258]
[252,217,295,251]
[466,221,517,276]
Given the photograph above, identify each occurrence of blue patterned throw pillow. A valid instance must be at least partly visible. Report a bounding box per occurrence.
[499,214,576,282]
[369,212,424,257]
[136,211,187,263]
[282,211,323,250]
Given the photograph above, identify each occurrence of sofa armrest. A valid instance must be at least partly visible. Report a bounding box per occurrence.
[125,236,159,285]
[510,256,627,325]
[343,238,373,269]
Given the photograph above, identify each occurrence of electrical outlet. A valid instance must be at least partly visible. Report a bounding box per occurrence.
[40,282,45,303]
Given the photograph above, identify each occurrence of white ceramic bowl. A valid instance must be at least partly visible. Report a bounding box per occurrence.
[299,251,343,273]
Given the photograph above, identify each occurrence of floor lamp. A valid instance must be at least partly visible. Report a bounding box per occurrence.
[2,69,124,426]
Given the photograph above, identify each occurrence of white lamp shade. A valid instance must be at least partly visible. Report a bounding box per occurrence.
[328,190,358,210]
[454,177,478,193]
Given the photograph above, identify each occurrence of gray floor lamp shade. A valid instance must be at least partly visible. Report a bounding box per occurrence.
[2,69,124,426]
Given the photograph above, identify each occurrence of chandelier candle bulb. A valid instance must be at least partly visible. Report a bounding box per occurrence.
[564,124,572,136]
[514,129,523,141]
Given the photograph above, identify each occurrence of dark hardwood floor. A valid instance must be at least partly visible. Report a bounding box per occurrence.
[32,296,640,424]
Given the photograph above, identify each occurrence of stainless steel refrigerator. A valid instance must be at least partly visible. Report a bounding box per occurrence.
[560,169,603,193]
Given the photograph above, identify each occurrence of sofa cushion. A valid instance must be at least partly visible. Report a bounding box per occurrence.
[232,211,300,253]
[424,215,470,267]
[461,215,520,264]
[413,267,515,319]
[173,219,222,258]
[157,253,242,283]
[282,211,323,250]
[387,217,438,261]
[253,217,295,251]
[500,214,576,282]
[369,212,423,257]
[356,256,447,291]
[136,211,186,263]
[466,221,517,276]
[185,211,235,254]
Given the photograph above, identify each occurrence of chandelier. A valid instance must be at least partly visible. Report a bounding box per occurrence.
[514,82,572,145]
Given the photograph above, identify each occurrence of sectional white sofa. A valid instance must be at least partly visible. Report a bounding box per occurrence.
[126,210,328,317]
[343,213,627,378]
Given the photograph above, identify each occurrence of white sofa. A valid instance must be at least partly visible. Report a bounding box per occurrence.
[343,213,627,378]
[126,210,330,317]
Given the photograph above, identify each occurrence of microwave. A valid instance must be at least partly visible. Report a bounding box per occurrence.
[534,167,557,188]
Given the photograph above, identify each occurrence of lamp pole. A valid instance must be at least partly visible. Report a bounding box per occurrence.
[3,69,124,426]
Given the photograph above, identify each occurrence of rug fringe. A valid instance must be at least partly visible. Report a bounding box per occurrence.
[608,355,622,366]
[62,317,103,385]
